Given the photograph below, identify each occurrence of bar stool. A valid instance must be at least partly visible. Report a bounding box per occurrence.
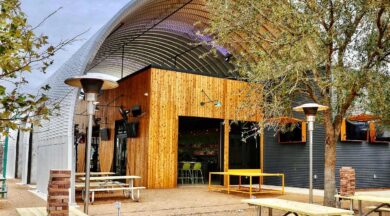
[192,162,204,184]
[178,162,192,184]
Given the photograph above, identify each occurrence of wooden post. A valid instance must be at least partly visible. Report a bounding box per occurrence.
[224,119,229,187]
[260,123,264,188]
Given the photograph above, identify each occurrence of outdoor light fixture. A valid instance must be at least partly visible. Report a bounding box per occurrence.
[119,105,130,121]
[224,53,232,62]
[65,73,118,214]
[200,89,222,107]
[293,103,328,204]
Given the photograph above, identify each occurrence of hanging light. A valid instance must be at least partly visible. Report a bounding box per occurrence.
[200,89,223,107]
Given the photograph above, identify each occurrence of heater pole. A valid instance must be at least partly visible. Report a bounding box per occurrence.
[307,116,315,204]
[84,93,96,214]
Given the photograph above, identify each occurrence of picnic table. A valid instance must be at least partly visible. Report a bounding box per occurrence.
[75,181,128,189]
[336,194,390,216]
[243,198,354,216]
[78,175,144,202]
[16,207,87,216]
[209,169,284,197]
[75,172,115,177]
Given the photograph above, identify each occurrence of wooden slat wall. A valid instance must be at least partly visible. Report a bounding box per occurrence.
[95,69,151,186]
[148,68,262,188]
[74,100,88,134]
[74,100,87,173]
[98,87,116,173]
[77,143,85,172]
[76,67,262,188]
[98,140,114,172]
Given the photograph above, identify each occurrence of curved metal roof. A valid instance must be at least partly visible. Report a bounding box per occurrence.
[86,0,234,78]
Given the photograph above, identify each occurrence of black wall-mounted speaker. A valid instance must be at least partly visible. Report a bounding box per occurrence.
[126,122,139,138]
[100,128,110,141]
[131,105,142,117]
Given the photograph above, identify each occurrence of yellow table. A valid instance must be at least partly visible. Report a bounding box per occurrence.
[335,194,390,216]
[16,207,87,216]
[208,169,284,197]
[243,198,354,216]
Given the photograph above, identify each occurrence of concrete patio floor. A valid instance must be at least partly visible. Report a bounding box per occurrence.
[2,179,390,215]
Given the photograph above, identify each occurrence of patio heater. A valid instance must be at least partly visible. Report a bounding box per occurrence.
[293,103,328,203]
[65,73,118,213]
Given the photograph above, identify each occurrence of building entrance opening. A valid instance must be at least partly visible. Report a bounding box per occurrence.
[229,121,261,184]
[178,117,224,185]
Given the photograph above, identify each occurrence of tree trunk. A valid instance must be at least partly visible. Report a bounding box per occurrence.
[323,115,337,207]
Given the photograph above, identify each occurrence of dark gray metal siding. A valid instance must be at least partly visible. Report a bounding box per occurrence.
[335,141,390,189]
[264,124,325,189]
[263,124,390,189]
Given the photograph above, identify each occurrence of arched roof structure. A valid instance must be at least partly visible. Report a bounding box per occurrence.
[33,0,235,198]
[87,0,234,77]
[82,0,236,78]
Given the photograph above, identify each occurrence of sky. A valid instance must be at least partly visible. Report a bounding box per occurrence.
[20,0,130,89]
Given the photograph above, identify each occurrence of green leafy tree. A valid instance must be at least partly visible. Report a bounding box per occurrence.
[0,0,79,133]
[203,0,390,206]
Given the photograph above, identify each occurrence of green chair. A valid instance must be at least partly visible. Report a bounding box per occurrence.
[192,162,204,184]
[178,162,192,184]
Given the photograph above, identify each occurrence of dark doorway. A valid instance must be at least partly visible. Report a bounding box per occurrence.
[113,120,127,176]
[14,130,20,179]
[178,117,224,185]
[91,126,100,172]
[229,121,261,184]
[27,125,33,184]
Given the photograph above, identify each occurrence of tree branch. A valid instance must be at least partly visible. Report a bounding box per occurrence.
[31,7,63,31]
[337,11,366,67]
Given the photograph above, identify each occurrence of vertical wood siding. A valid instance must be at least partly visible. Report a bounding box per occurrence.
[95,69,151,187]
[78,67,262,188]
[147,68,262,188]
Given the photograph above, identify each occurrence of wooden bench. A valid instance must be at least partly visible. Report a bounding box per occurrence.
[335,194,390,216]
[367,206,390,216]
[82,186,146,203]
[75,181,129,190]
[16,207,87,216]
[209,169,285,197]
[242,198,354,216]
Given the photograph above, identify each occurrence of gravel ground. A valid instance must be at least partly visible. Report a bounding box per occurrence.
[1,179,389,216]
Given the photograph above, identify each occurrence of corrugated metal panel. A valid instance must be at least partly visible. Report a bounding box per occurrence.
[264,124,325,189]
[264,124,390,189]
[5,129,18,179]
[336,141,390,188]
